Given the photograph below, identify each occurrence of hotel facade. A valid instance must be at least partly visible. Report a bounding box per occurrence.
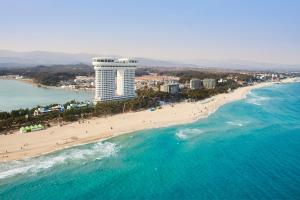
[203,78,217,89]
[92,57,137,102]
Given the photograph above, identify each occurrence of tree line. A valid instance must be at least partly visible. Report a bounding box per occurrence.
[0,81,237,135]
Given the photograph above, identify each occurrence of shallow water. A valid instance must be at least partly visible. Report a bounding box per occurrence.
[0,82,300,199]
[0,79,94,111]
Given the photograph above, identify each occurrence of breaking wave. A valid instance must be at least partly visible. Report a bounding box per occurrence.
[246,91,270,106]
[0,141,118,180]
[226,121,245,127]
[176,128,204,140]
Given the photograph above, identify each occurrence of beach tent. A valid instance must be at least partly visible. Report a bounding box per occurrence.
[31,124,45,131]
[20,127,27,133]
[37,124,44,129]
[25,126,31,132]
[20,124,45,133]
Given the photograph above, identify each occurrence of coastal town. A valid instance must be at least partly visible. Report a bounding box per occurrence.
[1,0,300,198]
[0,62,295,128]
[0,65,293,122]
[0,68,291,92]
[0,57,298,162]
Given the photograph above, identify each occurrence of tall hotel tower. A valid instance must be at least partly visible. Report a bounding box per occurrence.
[92,57,137,102]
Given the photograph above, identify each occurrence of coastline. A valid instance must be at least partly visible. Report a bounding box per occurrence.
[0,77,95,92]
[0,78,297,162]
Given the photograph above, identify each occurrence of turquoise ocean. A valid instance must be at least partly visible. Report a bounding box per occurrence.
[0,82,300,199]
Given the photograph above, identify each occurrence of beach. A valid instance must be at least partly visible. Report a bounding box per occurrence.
[0,78,296,162]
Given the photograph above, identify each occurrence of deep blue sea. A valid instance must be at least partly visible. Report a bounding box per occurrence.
[1,82,300,199]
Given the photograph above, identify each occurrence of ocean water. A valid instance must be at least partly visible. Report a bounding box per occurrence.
[0,80,94,111]
[0,82,300,199]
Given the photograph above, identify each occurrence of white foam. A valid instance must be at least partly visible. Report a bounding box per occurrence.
[0,141,118,180]
[226,121,244,127]
[176,128,204,140]
[176,131,188,140]
[246,92,270,106]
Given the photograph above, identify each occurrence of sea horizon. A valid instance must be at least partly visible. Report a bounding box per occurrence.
[1,82,300,199]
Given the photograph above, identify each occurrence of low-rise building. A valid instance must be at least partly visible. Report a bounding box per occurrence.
[33,105,65,116]
[190,79,202,89]
[160,84,180,94]
[203,79,216,89]
[135,74,180,91]
[66,102,93,110]
[33,107,50,116]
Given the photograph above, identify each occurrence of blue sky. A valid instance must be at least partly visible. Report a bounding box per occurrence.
[0,0,299,64]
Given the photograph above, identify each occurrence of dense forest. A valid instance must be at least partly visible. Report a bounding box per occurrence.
[0,64,93,86]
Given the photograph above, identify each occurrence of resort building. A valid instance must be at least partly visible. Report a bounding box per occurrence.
[203,79,217,89]
[190,79,202,89]
[33,105,64,116]
[93,57,137,102]
[160,83,180,94]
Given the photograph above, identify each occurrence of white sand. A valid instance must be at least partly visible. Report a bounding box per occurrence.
[0,78,296,162]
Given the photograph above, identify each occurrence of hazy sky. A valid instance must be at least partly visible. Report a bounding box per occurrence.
[0,0,299,64]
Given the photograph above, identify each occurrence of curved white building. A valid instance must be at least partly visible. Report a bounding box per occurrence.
[92,57,137,102]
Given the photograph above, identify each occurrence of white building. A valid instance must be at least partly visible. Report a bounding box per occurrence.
[93,57,137,102]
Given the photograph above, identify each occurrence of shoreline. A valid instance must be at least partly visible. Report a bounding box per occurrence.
[0,77,95,92]
[0,78,298,162]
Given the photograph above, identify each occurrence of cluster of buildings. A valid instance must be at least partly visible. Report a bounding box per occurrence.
[135,74,180,91]
[91,57,220,100]
[0,75,23,80]
[73,76,95,88]
[255,73,286,82]
[135,73,217,95]
[59,76,95,90]
[190,78,217,90]
[158,78,217,95]
[90,57,292,102]
[61,70,286,95]
[33,102,93,116]
[139,78,216,95]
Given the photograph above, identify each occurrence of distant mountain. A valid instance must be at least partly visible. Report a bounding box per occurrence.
[183,59,300,72]
[0,50,298,72]
[0,50,97,67]
[0,50,185,68]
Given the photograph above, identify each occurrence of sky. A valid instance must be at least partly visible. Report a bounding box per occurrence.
[0,0,299,65]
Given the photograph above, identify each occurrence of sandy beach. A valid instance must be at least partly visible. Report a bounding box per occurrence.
[0,78,297,162]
